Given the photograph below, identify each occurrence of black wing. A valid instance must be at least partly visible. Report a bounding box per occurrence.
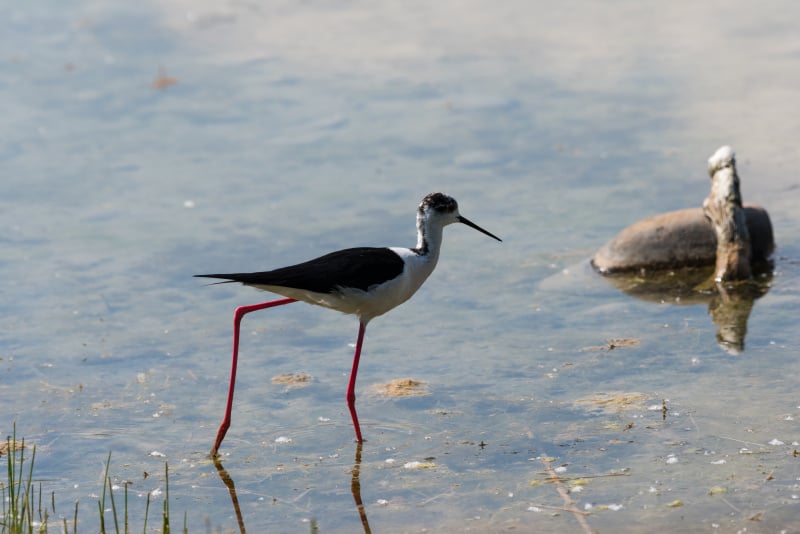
[195,247,406,294]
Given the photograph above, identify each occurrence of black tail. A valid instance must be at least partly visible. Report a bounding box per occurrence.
[194,274,241,285]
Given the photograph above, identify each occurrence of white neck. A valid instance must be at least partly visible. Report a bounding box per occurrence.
[415,212,445,260]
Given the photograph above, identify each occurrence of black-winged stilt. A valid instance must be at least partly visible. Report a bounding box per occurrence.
[196,192,501,456]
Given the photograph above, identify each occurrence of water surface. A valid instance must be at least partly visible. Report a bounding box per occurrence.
[2,1,800,532]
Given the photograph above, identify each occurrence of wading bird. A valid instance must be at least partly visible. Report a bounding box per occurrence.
[196,192,501,456]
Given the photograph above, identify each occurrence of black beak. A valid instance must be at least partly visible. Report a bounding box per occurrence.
[457,215,502,242]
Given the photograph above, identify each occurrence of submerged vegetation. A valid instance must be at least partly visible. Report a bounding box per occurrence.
[1,425,184,534]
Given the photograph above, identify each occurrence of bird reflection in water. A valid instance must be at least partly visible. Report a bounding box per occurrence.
[212,458,247,534]
[350,442,372,534]
[212,442,373,534]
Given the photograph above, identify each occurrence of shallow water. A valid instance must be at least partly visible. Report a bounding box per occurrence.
[3,1,800,532]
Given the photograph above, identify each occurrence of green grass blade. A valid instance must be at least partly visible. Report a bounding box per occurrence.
[142,491,151,534]
[162,462,170,534]
[23,444,37,531]
[124,481,129,534]
[108,475,120,534]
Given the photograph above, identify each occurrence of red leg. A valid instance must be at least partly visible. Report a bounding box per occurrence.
[210,297,297,457]
[346,322,367,442]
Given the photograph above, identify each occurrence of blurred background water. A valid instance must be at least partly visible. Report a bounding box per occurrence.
[2,1,799,531]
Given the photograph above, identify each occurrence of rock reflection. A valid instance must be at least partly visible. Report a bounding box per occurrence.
[708,281,768,354]
[597,266,772,353]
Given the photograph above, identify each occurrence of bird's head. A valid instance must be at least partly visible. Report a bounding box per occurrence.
[418,192,501,241]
